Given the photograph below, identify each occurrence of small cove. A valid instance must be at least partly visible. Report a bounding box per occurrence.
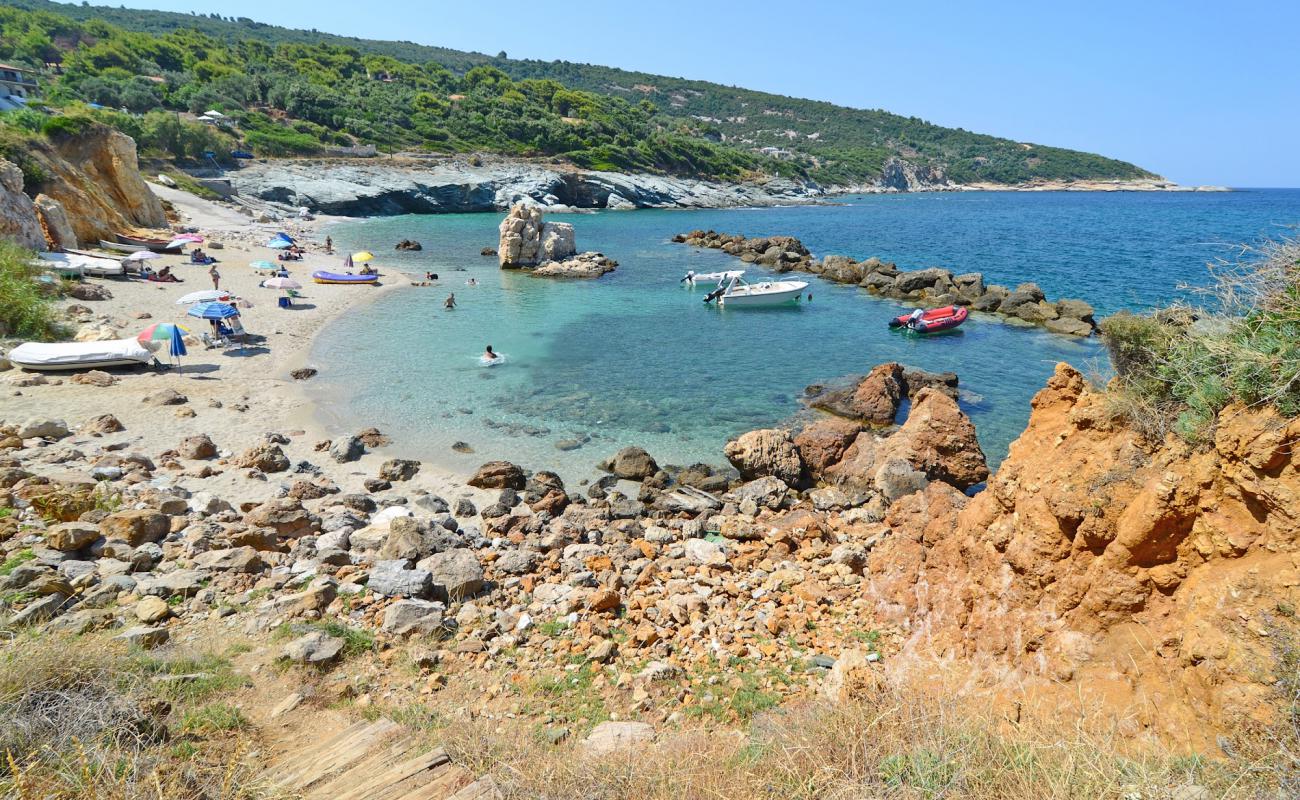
[313,189,1300,482]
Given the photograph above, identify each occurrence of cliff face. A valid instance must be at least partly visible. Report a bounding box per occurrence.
[31,127,167,245]
[0,159,46,249]
[861,363,1300,741]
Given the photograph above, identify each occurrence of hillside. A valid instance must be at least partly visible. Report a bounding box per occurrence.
[2,0,1158,187]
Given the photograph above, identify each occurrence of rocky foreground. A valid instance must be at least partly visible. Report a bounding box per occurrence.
[674,230,1098,336]
[3,353,1293,747]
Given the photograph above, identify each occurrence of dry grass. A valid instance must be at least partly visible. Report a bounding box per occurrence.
[434,680,1292,800]
[0,633,277,800]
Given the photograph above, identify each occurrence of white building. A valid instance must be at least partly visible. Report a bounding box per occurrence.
[0,63,39,111]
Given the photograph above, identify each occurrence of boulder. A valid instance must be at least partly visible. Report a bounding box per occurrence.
[539,222,576,262]
[99,510,168,546]
[193,547,265,573]
[329,436,364,463]
[71,370,116,387]
[607,446,659,480]
[378,458,420,481]
[46,522,99,552]
[812,363,904,425]
[892,267,953,294]
[581,721,654,757]
[381,599,447,636]
[498,203,544,267]
[684,537,727,565]
[368,561,433,598]
[114,625,169,650]
[468,460,526,490]
[34,194,78,249]
[282,631,344,666]
[234,443,290,473]
[144,388,187,406]
[794,417,864,478]
[873,388,988,490]
[395,239,423,251]
[177,434,217,460]
[82,414,125,436]
[244,498,317,539]
[16,418,70,440]
[1045,317,1095,337]
[723,428,805,487]
[418,548,484,601]
[134,595,170,624]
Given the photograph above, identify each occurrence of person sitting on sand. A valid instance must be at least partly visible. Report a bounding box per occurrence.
[444,292,456,310]
[483,345,500,361]
[359,265,376,276]
[156,266,181,283]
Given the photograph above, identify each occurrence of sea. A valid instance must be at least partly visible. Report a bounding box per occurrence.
[313,189,1300,482]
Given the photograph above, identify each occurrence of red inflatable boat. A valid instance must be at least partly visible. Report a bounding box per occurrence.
[888,305,968,333]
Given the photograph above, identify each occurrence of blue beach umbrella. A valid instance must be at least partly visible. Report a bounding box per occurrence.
[266,239,292,249]
[187,302,240,320]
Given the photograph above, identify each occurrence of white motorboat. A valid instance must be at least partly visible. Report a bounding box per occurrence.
[35,251,125,277]
[706,275,809,307]
[6,338,156,372]
[682,269,746,287]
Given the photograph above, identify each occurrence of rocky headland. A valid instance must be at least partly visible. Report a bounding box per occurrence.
[673,230,1098,336]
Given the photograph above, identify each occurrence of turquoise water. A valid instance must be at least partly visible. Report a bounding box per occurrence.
[314,190,1300,482]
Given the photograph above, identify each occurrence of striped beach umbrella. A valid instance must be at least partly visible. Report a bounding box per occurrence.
[187,302,240,320]
[263,277,301,290]
[137,322,189,373]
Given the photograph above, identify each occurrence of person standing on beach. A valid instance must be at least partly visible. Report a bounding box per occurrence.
[325,236,333,254]
[444,292,456,310]
[209,264,221,290]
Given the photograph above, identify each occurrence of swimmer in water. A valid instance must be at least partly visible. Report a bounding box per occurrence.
[444,292,456,310]
[483,345,500,361]
[467,277,478,287]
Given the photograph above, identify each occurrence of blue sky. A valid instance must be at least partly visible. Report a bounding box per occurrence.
[59,0,1300,186]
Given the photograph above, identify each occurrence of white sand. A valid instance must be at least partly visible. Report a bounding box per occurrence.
[0,184,491,507]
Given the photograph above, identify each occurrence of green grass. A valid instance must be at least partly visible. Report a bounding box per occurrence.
[180,702,248,734]
[524,663,609,728]
[0,238,65,342]
[133,651,249,703]
[273,620,376,659]
[0,548,35,577]
[534,620,569,637]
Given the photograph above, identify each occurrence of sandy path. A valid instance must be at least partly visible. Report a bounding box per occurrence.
[0,184,489,507]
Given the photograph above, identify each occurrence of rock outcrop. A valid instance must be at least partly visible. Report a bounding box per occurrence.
[26,125,167,245]
[674,230,1098,336]
[0,158,46,249]
[34,194,77,249]
[229,157,824,216]
[497,203,615,278]
[858,363,1300,740]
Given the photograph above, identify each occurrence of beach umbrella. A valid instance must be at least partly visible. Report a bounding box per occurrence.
[343,254,353,268]
[351,251,374,263]
[263,277,301,290]
[176,289,231,305]
[187,302,240,320]
[123,251,161,263]
[266,239,292,249]
[165,238,194,250]
[273,232,295,243]
[137,322,190,343]
[173,234,204,243]
[250,260,277,270]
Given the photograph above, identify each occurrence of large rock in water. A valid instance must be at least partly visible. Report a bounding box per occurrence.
[0,158,45,250]
[498,202,577,267]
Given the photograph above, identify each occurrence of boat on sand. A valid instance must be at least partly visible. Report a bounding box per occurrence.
[312,271,379,285]
[115,233,182,253]
[889,305,968,333]
[704,275,809,307]
[6,338,156,371]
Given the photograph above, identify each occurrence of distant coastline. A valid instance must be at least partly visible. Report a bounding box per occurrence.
[220,155,1230,218]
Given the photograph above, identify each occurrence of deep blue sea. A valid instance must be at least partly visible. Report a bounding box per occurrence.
[314,190,1300,481]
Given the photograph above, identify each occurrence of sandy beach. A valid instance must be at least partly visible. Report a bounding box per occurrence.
[0,182,493,509]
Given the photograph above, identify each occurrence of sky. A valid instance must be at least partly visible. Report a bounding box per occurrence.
[57,0,1300,187]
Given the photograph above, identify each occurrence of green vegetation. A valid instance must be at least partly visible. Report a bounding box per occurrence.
[1101,235,1300,443]
[0,548,35,576]
[0,238,63,341]
[0,1,1155,186]
[180,702,248,733]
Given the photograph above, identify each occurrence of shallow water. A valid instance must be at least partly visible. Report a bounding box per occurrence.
[314,189,1300,482]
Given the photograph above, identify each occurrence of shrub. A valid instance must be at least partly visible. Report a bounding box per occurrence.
[1102,235,1300,443]
[0,238,65,341]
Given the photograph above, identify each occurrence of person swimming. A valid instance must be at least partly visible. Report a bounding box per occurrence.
[444,292,456,309]
[467,277,478,287]
[483,345,500,361]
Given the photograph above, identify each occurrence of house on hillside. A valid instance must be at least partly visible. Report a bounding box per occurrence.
[0,63,39,111]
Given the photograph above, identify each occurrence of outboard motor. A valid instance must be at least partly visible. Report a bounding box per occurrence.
[681,270,695,284]
[703,287,725,304]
